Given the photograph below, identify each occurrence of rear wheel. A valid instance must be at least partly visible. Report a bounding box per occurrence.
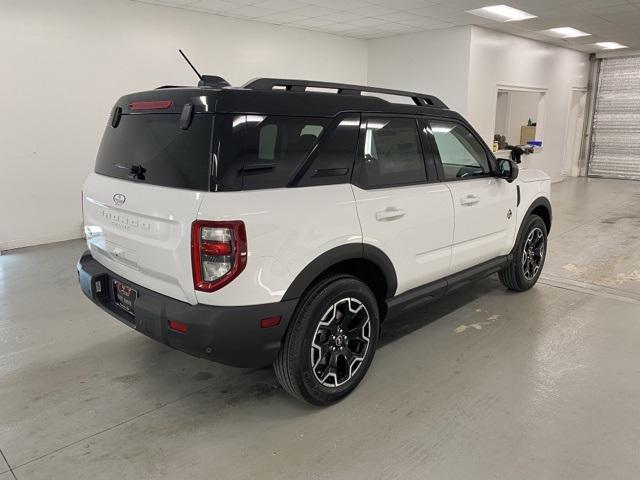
[274,275,379,406]
[499,214,547,291]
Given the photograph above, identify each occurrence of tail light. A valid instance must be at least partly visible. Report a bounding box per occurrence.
[191,220,247,292]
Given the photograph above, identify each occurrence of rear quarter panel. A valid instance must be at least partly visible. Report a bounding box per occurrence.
[196,184,362,306]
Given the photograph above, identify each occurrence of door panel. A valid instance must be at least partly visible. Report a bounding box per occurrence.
[353,116,454,295]
[352,184,453,294]
[426,118,517,274]
[447,177,517,272]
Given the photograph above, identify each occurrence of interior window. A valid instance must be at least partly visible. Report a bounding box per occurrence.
[430,120,490,180]
[359,117,426,188]
[301,125,324,137]
[258,124,277,160]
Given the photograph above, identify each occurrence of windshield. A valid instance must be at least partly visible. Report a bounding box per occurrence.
[95,113,213,190]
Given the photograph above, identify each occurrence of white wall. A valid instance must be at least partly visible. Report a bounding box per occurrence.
[466,26,590,180]
[367,25,590,182]
[1,6,592,250]
[367,27,472,115]
[0,0,367,251]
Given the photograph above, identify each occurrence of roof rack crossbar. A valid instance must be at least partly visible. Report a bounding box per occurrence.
[242,78,447,109]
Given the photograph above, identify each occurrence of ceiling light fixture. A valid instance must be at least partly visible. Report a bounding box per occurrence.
[467,5,537,22]
[546,27,591,38]
[595,41,628,50]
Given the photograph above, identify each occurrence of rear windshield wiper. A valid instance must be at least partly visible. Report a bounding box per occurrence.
[114,163,146,181]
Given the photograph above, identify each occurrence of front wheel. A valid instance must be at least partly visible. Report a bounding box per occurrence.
[499,214,548,291]
[274,275,379,406]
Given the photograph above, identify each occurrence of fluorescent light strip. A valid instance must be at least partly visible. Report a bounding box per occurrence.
[546,27,590,38]
[596,42,628,50]
[467,4,537,22]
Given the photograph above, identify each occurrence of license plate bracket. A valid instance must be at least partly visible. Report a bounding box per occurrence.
[112,279,137,316]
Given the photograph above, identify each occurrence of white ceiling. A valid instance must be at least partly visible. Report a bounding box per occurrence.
[135,0,640,52]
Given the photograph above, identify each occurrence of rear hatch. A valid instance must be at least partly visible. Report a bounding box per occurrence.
[83,90,217,304]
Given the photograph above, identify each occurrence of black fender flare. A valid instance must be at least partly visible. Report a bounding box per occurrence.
[281,244,398,301]
[511,196,552,258]
[522,196,552,234]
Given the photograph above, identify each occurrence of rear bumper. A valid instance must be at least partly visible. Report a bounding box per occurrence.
[77,251,296,368]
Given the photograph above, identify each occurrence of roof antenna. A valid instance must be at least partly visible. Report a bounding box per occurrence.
[178,49,231,88]
[179,49,203,81]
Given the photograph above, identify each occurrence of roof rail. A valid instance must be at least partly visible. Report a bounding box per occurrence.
[242,78,448,109]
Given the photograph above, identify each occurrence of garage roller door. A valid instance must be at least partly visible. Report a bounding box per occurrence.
[589,56,640,180]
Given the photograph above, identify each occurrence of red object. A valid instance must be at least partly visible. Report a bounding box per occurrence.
[168,320,188,333]
[129,100,173,110]
[260,316,282,329]
[191,220,247,292]
[201,242,232,256]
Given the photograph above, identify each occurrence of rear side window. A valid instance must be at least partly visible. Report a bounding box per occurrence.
[357,117,427,188]
[295,114,360,188]
[230,115,330,190]
[95,114,213,190]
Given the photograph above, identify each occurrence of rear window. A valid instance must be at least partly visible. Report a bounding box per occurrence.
[95,113,213,190]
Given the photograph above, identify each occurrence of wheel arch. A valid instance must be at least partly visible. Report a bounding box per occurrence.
[523,196,552,234]
[281,244,398,314]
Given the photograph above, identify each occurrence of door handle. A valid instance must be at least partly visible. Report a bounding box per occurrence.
[459,194,480,206]
[376,207,406,221]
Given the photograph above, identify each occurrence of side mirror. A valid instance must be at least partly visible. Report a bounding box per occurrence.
[495,158,519,183]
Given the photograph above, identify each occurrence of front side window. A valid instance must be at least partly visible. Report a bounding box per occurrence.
[358,117,427,188]
[430,120,490,181]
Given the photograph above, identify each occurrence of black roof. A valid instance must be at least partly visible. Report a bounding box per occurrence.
[116,77,463,120]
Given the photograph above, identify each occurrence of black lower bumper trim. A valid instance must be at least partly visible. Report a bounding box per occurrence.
[77,251,297,368]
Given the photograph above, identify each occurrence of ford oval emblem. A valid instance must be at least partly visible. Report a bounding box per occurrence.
[113,193,126,206]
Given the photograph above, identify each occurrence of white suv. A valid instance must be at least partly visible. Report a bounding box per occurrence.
[78,77,551,405]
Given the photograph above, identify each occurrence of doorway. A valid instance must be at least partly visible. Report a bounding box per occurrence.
[562,88,587,177]
[493,85,546,163]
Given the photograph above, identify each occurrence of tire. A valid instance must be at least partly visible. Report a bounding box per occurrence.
[499,214,548,292]
[274,274,380,406]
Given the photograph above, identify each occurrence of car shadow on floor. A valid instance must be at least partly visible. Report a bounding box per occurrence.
[187,275,509,411]
[103,274,508,415]
[4,275,518,468]
[378,275,501,348]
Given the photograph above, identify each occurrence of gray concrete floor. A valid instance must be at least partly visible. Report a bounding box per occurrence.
[1,177,640,480]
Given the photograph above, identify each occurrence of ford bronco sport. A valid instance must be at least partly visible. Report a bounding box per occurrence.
[77,76,551,405]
